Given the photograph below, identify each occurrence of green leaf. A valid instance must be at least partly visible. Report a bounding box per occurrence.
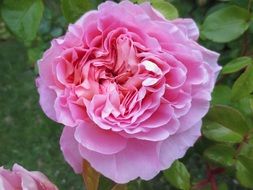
[0,20,11,40]
[201,6,250,43]
[250,96,253,112]
[1,0,44,43]
[151,0,179,20]
[61,0,98,23]
[222,56,252,74]
[218,183,228,190]
[231,64,253,101]
[163,160,190,190]
[239,143,253,158]
[236,156,253,188]
[204,144,235,167]
[202,122,243,143]
[211,85,231,105]
[206,105,249,135]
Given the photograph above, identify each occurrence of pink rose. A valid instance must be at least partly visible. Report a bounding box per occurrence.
[36,0,221,183]
[0,164,58,190]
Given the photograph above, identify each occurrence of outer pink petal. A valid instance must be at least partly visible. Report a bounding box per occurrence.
[0,167,21,190]
[159,121,201,169]
[74,122,127,155]
[36,80,57,121]
[27,171,58,190]
[13,166,39,190]
[178,98,210,133]
[0,175,16,190]
[0,167,19,190]
[60,127,83,173]
[13,164,58,190]
[78,139,161,184]
[172,19,199,41]
[37,40,62,86]
[139,2,165,21]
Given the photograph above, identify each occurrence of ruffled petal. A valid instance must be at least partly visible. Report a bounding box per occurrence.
[60,127,83,173]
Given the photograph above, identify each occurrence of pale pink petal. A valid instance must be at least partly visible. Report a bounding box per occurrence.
[36,81,57,121]
[79,139,161,184]
[172,19,199,41]
[0,167,20,190]
[178,98,210,133]
[60,127,83,173]
[159,121,201,169]
[74,122,127,155]
[13,164,58,190]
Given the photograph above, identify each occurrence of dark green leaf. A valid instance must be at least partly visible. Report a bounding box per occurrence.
[211,85,231,105]
[222,57,252,74]
[206,105,249,135]
[163,160,190,190]
[250,96,253,112]
[201,6,250,43]
[238,143,253,158]
[0,20,11,40]
[218,183,228,190]
[231,64,253,101]
[236,156,253,188]
[1,0,44,43]
[202,122,243,143]
[61,0,97,23]
[204,144,235,167]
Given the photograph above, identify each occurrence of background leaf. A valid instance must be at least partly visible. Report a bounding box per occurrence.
[163,160,190,190]
[61,0,98,23]
[231,64,253,101]
[151,0,179,20]
[202,121,243,143]
[236,156,253,188]
[211,85,231,105]
[222,56,252,74]
[204,144,235,167]
[1,0,44,43]
[201,5,250,43]
[206,105,249,135]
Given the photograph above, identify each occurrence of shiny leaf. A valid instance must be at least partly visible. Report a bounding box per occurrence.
[206,105,249,135]
[236,156,253,188]
[202,122,243,143]
[163,160,190,190]
[222,56,252,74]
[201,6,250,43]
[204,144,235,167]
[211,85,231,105]
[231,64,253,101]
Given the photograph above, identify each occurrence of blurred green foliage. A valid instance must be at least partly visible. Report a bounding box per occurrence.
[0,0,253,189]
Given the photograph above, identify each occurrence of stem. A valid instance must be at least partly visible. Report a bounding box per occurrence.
[192,165,224,190]
[241,0,252,55]
[210,176,217,190]
[234,132,251,159]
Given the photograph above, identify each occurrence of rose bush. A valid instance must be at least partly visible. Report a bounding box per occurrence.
[0,164,58,190]
[36,0,220,183]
